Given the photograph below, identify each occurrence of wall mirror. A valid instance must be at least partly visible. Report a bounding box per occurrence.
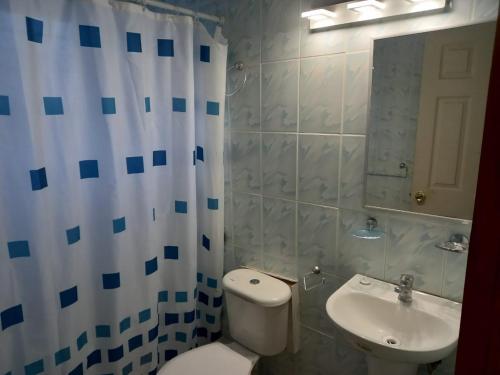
[365,22,496,220]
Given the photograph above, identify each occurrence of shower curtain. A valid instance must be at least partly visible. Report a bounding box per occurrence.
[0,0,226,373]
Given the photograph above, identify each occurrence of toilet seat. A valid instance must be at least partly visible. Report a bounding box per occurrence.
[158,341,258,375]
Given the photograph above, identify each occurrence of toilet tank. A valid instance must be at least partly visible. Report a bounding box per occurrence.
[222,268,292,356]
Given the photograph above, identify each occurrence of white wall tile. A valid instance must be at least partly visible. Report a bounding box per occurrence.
[231,131,261,193]
[299,55,344,133]
[225,0,261,66]
[298,203,338,275]
[343,52,370,135]
[229,65,261,131]
[232,192,262,248]
[263,197,296,258]
[261,0,300,61]
[262,61,298,132]
[339,136,366,210]
[298,134,340,206]
[262,133,297,199]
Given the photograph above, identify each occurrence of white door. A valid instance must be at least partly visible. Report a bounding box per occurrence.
[411,22,495,219]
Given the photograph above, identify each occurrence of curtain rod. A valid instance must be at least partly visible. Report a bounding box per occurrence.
[112,0,224,25]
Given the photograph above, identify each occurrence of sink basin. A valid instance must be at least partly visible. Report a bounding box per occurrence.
[326,275,461,374]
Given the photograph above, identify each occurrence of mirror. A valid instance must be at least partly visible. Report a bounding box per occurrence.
[365,22,496,220]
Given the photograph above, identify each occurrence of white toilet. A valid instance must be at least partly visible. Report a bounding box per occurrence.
[159,268,292,374]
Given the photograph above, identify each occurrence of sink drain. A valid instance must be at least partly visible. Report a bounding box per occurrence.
[383,336,400,346]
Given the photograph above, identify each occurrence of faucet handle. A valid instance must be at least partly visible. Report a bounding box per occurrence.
[399,274,414,287]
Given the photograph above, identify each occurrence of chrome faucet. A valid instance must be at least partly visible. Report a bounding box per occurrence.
[394,274,414,303]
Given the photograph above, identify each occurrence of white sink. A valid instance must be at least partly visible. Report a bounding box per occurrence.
[326,274,461,375]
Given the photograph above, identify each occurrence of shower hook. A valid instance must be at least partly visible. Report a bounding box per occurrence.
[226,62,247,97]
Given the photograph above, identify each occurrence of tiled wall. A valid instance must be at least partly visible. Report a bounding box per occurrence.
[156,0,498,374]
[219,0,498,374]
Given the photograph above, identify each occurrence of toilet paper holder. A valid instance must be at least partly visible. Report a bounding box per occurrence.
[303,266,325,292]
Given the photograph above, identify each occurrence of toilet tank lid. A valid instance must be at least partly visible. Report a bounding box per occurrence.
[222,269,291,307]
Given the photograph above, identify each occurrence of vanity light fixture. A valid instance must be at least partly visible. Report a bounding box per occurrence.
[347,0,386,12]
[303,0,450,30]
[301,9,337,28]
[301,9,337,20]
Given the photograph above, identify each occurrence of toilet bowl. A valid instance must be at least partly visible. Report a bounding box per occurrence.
[158,268,292,375]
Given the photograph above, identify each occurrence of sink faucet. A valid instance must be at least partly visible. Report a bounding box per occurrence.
[395,274,414,303]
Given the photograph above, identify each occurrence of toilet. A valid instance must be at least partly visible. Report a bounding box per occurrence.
[159,268,292,374]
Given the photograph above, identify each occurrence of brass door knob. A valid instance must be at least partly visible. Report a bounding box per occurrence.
[414,191,426,205]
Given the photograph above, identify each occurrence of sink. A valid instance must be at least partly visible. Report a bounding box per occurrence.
[326,274,461,375]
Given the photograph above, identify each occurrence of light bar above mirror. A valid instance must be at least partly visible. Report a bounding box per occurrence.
[301,0,450,30]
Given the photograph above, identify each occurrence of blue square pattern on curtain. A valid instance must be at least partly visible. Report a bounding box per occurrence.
[1,304,24,330]
[24,359,44,375]
[141,353,153,365]
[158,291,168,302]
[148,325,158,342]
[59,286,78,308]
[206,101,219,116]
[7,241,30,258]
[175,291,187,303]
[101,97,116,114]
[43,96,64,115]
[157,39,174,56]
[184,310,195,323]
[79,25,101,48]
[76,332,88,351]
[96,324,111,338]
[145,257,158,275]
[175,200,187,213]
[68,363,83,375]
[113,217,126,233]
[153,150,167,166]
[207,198,218,210]
[202,234,210,250]
[120,317,131,333]
[128,334,143,351]
[66,226,80,245]
[164,245,178,259]
[196,146,204,162]
[54,347,71,366]
[175,332,187,342]
[172,97,186,112]
[139,308,151,323]
[79,160,99,179]
[158,334,168,343]
[108,345,124,362]
[207,277,217,288]
[200,45,210,62]
[102,273,121,289]
[145,97,151,112]
[0,95,10,115]
[123,362,133,375]
[126,32,142,52]
[26,17,43,43]
[30,167,48,190]
[87,349,102,368]
[165,350,178,361]
[165,313,178,326]
[126,156,144,174]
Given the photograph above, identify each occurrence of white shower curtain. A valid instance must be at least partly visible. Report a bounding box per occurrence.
[0,0,226,373]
